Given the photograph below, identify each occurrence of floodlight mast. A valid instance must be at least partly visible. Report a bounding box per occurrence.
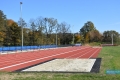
[56,31,57,45]
[56,24,58,46]
[20,2,23,48]
[73,25,74,44]
[112,33,113,45]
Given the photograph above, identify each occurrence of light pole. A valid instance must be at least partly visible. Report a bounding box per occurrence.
[73,33,74,44]
[44,18,47,45]
[72,25,74,44]
[56,31,57,45]
[56,24,58,46]
[20,2,23,47]
[111,33,113,45]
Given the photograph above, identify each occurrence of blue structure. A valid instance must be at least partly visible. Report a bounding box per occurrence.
[0,45,57,52]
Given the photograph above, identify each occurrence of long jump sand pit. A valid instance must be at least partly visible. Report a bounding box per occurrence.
[20,58,101,73]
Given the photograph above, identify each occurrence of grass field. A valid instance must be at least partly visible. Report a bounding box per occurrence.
[0,46,120,80]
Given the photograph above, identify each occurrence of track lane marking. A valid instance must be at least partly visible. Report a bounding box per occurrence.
[65,48,92,59]
[88,48,101,59]
[0,47,89,70]
[76,48,95,58]
[0,47,76,63]
[0,47,86,64]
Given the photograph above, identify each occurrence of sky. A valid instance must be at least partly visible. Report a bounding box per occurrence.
[0,0,120,33]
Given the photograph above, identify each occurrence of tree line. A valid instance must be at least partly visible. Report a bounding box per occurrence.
[0,10,73,46]
[0,10,120,46]
[79,21,120,45]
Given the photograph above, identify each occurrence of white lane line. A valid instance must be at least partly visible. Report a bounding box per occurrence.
[76,48,95,58]
[88,48,101,59]
[0,47,77,63]
[0,47,89,64]
[65,47,91,59]
[0,47,89,70]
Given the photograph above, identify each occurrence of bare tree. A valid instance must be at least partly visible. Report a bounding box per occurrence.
[58,22,71,44]
[43,17,58,44]
[29,19,37,45]
[36,17,45,45]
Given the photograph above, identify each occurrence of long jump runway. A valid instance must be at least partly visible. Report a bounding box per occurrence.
[0,46,102,72]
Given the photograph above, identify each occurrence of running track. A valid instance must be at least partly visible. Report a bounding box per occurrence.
[0,46,102,72]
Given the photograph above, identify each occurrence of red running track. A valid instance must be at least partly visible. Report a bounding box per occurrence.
[0,46,102,72]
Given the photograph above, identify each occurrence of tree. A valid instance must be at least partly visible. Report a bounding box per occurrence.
[0,10,7,31]
[18,18,28,45]
[4,19,14,46]
[80,21,96,43]
[36,17,44,45]
[29,19,37,45]
[23,28,31,45]
[58,22,72,44]
[74,33,81,43]
[80,21,101,43]
[80,21,95,35]
[0,32,5,46]
[43,18,58,44]
[88,30,102,42]
[4,20,21,46]
[18,18,27,29]
[48,18,58,44]
[102,30,119,44]
[0,10,7,46]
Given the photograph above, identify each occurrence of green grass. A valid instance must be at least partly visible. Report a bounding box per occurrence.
[0,46,120,80]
